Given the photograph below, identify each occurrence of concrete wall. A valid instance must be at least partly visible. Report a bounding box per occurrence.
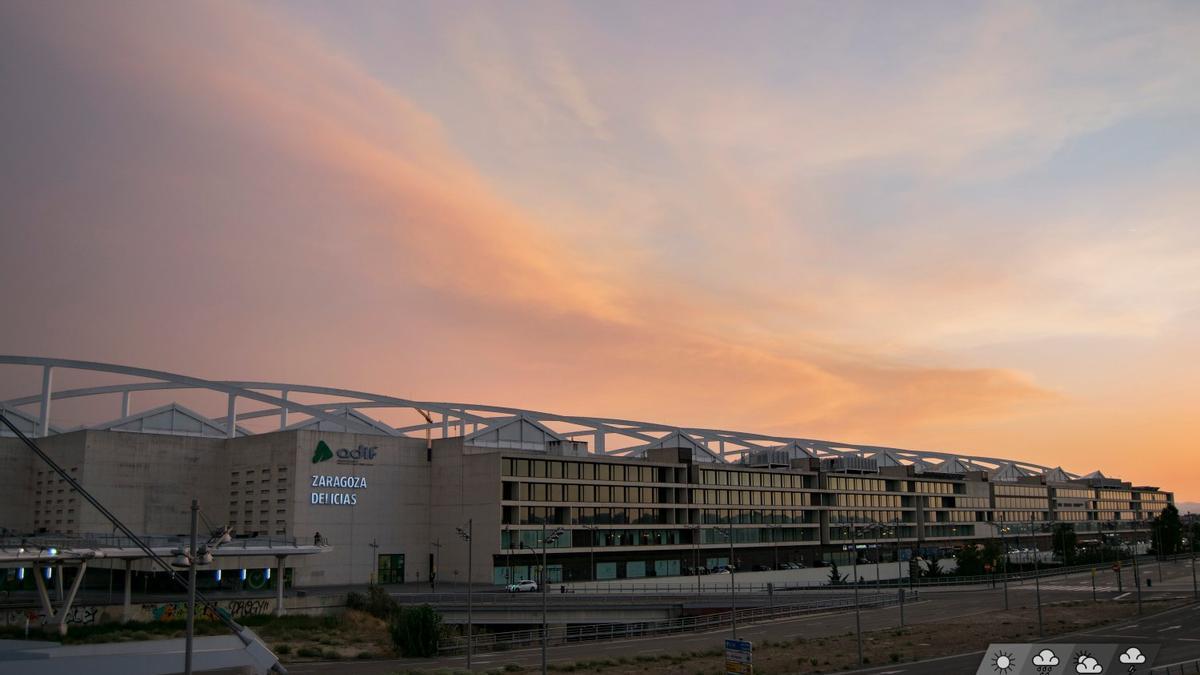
[78,431,227,535]
[287,429,432,587]
[0,438,34,533]
[429,437,503,585]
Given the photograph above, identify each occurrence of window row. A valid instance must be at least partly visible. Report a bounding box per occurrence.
[503,458,672,483]
[995,485,1048,497]
[700,469,815,489]
[692,489,814,507]
[834,494,902,508]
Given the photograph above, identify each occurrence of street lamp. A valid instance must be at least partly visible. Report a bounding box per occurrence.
[716,525,737,638]
[848,522,864,667]
[520,523,564,675]
[582,524,598,583]
[687,524,701,595]
[455,521,473,671]
[1029,517,1043,638]
[175,499,228,675]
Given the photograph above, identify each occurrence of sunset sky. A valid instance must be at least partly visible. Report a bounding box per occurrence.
[1,2,1198,506]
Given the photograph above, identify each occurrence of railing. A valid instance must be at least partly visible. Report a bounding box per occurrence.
[0,533,301,552]
[437,591,906,655]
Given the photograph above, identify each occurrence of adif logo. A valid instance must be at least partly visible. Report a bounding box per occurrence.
[312,441,334,464]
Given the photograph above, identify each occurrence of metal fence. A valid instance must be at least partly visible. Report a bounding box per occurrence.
[437,591,906,655]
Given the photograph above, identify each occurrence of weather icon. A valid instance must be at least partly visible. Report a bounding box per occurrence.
[1075,651,1104,674]
[1119,648,1146,670]
[991,649,1016,674]
[1033,648,1060,674]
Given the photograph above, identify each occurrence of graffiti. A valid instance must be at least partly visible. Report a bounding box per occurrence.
[3,605,100,626]
[142,598,273,622]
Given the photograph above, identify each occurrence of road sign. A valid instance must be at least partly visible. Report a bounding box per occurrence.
[725,638,753,675]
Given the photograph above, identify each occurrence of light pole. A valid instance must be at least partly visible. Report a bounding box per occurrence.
[1153,521,1163,583]
[1031,518,1043,638]
[582,525,598,583]
[185,499,198,675]
[1132,528,1144,615]
[1190,533,1197,601]
[850,524,863,667]
[716,526,737,638]
[688,524,701,595]
[892,518,904,627]
[455,520,473,671]
[521,523,564,675]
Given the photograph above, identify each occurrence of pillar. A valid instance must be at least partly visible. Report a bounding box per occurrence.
[226,394,237,439]
[122,560,133,623]
[275,556,286,617]
[279,390,289,430]
[38,366,53,437]
[120,391,131,418]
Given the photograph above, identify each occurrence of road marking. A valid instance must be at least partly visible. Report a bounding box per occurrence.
[1158,625,1182,632]
[1114,592,1131,600]
[1115,624,1139,630]
[876,670,905,674]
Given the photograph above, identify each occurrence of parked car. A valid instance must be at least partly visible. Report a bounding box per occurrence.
[792,561,807,569]
[752,564,772,572]
[507,579,538,593]
[811,560,830,567]
[711,566,731,574]
[697,566,710,575]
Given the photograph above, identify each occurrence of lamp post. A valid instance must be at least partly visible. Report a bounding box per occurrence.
[716,526,737,638]
[849,523,863,667]
[1153,522,1163,583]
[582,525,598,583]
[455,520,473,671]
[1131,527,1144,615]
[521,523,564,675]
[892,518,905,627]
[1190,533,1197,601]
[431,539,441,592]
[1030,517,1043,638]
[688,524,701,595]
[185,499,198,675]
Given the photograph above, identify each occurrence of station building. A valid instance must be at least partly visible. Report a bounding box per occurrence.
[0,402,1173,590]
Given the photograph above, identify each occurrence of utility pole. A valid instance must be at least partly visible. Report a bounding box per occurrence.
[455,520,473,671]
[522,524,563,675]
[851,524,863,667]
[1132,533,1144,615]
[1031,517,1043,638]
[185,499,198,675]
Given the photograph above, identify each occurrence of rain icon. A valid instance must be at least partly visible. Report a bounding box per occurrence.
[1033,648,1060,674]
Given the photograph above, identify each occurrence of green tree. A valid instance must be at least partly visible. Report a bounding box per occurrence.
[827,562,845,585]
[923,558,947,578]
[1152,505,1183,555]
[954,545,984,576]
[1052,523,1077,564]
[390,604,442,657]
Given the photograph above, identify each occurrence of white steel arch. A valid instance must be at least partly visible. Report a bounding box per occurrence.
[0,355,1073,479]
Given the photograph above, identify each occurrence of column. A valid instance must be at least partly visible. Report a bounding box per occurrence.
[122,560,133,623]
[38,366,53,437]
[279,390,289,430]
[275,556,286,617]
[226,394,237,439]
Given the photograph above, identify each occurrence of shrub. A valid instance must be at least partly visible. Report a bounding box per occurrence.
[323,648,341,659]
[347,584,401,620]
[504,664,522,672]
[297,646,323,658]
[390,604,442,657]
[275,644,292,655]
[356,651,374,659]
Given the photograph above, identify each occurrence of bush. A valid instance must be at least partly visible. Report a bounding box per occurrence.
[347,584,401,620]
[275,644,292,655]
[322,648,341,659]
[390,604,442,657]
[297,646,323,658]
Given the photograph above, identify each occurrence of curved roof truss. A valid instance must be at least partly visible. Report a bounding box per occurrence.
[0,355,1073,479]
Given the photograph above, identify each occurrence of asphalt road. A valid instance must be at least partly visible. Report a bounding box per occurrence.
[288,558,1200,674]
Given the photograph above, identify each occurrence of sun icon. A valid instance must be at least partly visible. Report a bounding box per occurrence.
[991,650,1016,674]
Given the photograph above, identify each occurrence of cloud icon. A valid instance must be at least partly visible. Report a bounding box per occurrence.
[1076,656,1103,674]
[1034,649,1060,666]
[1119,648,1146,665]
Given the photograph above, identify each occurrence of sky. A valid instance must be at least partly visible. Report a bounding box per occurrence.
[1,1,1198,507]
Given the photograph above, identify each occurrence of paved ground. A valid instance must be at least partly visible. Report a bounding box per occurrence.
[289,558,1200,674]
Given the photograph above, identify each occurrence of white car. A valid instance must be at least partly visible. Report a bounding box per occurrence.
[507,579,538,593]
